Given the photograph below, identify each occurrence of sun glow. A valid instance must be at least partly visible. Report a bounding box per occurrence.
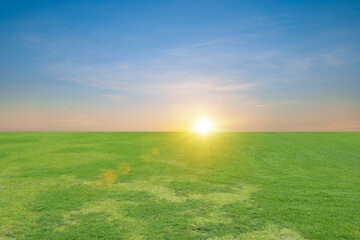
[194,118,214,133]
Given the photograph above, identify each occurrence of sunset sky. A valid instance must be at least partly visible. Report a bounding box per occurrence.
[0,0,359,131]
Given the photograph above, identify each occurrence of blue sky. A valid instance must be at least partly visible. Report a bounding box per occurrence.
[0,0,359,131]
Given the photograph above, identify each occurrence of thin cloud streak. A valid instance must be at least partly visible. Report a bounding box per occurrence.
[102,94,123,103]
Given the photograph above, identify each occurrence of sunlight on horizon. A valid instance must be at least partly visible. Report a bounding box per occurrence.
[194,118,214,134]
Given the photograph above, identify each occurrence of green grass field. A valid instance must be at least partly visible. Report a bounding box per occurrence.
[0,133,359,239]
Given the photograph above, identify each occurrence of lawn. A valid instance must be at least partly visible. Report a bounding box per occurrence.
[0,132,359,239]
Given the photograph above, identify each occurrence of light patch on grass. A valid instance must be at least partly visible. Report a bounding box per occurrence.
[194,211,233,226]
[113,175,200,202]
[152,148,159,155]
[141,153,152,161]
[64,199,138,222]
[114,175,200,202]
[96,169,118,185]
[150,174,199,183]
[188,184,256,229]
[118,162,131,175]
[94,163,130,186]
[115,175,256,207]
[118,180,185,203]
[59,199,142,231]
[189,184,257,207]
[189,192,248,206]
[208,224,305,240]
[141,148,160,162]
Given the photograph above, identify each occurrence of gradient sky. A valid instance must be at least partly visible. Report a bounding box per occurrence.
[0,0,359,131]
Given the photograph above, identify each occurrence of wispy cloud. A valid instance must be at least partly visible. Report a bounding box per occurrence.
[44,42,258,96]
[43,40,356,105]
[102,94,123,103]
[252,100,299,108]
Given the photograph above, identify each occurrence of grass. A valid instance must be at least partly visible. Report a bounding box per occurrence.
[0,132,359,239]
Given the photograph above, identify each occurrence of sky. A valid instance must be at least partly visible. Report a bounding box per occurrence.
[0,0,359,131]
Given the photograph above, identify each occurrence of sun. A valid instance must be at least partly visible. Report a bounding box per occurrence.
[194,118,214,133]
